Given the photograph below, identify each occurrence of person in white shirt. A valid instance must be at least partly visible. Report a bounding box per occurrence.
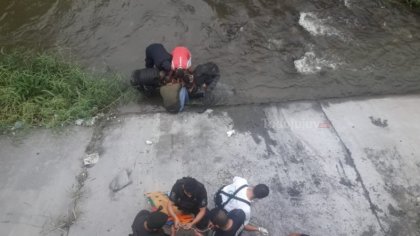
[215,176,270,235]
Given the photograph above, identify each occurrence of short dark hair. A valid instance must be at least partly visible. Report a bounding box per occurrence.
[183,177,198,194]
[175,68,185,79]
[209,208,228,228]
[147,211,168,230]
[253,184,269,199]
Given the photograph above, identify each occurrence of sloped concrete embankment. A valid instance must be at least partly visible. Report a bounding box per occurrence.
[0,128,93,236]
[1,95,419,236]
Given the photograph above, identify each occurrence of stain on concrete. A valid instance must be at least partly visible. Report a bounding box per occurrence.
[339,177,354,188]
[270,177,284,193]
[213,156,222,162]
[364,147,420,236]
[369,116,388,128]
[337,160,354,188]
[311,174,322,187]
[319,107,386,232]
[388,204,406,217]
[226,105,277,155]
[287,181,305,198]
[364,148,400,180]
[361,225,377,236]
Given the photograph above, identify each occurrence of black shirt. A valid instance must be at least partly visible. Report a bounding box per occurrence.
[213,209,245,236]
[131,210,167,236]
[145,43,172,72]
[193,62,220,91]
[169,178,208,214]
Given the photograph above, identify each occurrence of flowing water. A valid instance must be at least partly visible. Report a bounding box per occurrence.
[1,0,420,105]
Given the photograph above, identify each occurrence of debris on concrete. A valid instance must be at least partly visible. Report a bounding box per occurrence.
[145,140,153,145]
[369,116,388,128]
[83,153,99,167]
[226,130,236,137]
[13,121,24,130]
[85,117,97,127]
[109,169,132,192]
[75,119,84,126]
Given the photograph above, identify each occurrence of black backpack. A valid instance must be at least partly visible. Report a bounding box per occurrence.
[214,184,251,209]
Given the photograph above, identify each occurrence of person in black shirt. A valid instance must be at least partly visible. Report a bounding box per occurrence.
[167,177,209,232]
[130,210,169,236]
[145,43,172,73]
[209,208,245,236]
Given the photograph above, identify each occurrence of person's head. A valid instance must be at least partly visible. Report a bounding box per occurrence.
[159,70,166,80]
[146,211,168,231]
[209,208,229,229]
[253,184,269,199]
[174,68,185,80]
[182,177,198,197]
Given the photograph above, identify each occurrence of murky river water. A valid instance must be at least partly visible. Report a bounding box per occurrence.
[1,0,420,105]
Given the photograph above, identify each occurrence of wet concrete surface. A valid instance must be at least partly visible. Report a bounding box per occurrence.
[1,0,420,104]
[1,95,419,236]
[0,127,93,236]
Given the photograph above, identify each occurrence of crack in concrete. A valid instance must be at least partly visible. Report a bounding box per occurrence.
[60,117,110,236]
[318,102,386,233]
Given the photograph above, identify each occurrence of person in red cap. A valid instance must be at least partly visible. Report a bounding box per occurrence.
[170,46,195,92]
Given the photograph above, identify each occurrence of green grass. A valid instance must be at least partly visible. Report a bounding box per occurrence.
[0,49,132,130]
[406,0,420,7]
[398,0,420,8]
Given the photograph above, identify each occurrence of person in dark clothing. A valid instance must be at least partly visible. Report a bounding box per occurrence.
[131,67,171,97]
[191,62,220,97]
[209,208,245,236]
[189,62,220,109]
[145,43,172,73]
[167,177,209,232]
[130,210,169,236]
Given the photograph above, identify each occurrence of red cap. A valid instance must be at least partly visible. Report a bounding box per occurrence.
[171,46,191,70]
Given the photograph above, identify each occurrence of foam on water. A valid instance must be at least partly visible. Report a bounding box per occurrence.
[344,0,351,8]
[294,51,340,75]
[299,12,341,38]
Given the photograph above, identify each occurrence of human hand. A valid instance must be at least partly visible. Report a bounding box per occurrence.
[174,219,181,230]
[183,222,194,230]
[258,227,269,235]
[186,74,194,83]
[193,229,204,236]
[208,222,214,230]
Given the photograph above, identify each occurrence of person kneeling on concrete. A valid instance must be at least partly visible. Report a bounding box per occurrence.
[167,177,209,234]
[190,62,220,98]
[145,43,172,73]
[214,177,269,235]
[188,62,220,108]
[130,209,169,236]
[159,69,191,113]
[131,67,168,96]
[209,208,246,236]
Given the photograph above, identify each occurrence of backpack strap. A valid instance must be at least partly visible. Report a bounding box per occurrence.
[220,185,251,208]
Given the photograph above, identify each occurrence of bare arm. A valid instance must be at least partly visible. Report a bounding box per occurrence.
[244,224,259,231]
[191,207,206,226]
[167,200,179,222]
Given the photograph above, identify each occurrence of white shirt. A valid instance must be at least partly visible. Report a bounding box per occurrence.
[221,176,252,224]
